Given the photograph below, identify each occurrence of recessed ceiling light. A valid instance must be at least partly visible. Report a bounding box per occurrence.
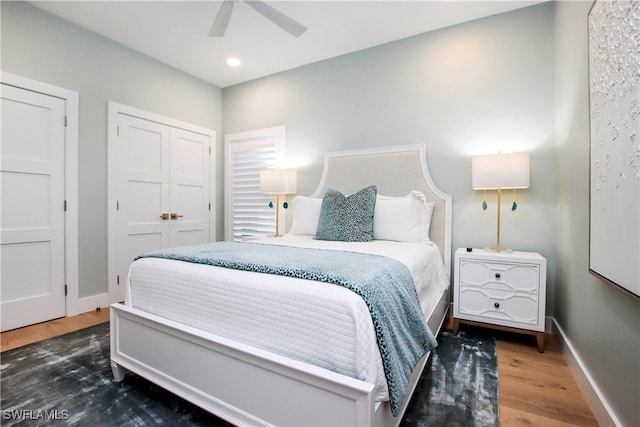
[227,57,241,67]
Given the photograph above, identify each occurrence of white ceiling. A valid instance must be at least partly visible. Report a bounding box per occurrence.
[29,0,545,88]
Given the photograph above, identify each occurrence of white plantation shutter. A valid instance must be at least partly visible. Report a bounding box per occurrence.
[225,127,285,240]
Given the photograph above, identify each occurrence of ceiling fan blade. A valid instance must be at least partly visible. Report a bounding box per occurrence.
[209,0,234,37]
[244,1,307,37]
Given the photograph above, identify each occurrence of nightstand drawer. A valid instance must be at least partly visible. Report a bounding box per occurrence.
[457,287,540,329]
[459,259,540,293]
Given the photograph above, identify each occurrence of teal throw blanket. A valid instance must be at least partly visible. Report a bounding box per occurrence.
[136,242,437,416]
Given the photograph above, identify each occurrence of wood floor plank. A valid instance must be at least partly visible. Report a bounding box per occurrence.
[500,386,599,426]
[1,307,110,352]
[493,329,598,427]
[501,405,589,427]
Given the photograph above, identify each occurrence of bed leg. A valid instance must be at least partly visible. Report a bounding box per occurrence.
[111,360,125,382]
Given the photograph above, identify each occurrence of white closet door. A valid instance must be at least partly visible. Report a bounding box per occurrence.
[117,114,171,301]
[116,113,211,301]
[169,128,210,247]
[1,84,66,331]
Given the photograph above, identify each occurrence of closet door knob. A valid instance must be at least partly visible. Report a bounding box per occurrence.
[160,213,170,220]
[494,302,500,309]
[171,213,184,220]
[495,273,501,279]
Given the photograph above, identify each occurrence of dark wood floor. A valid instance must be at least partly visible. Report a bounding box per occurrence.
[2,308,598,426]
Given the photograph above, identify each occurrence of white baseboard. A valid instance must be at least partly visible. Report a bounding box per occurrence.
[550,317,621,427]
[68,292,112,316]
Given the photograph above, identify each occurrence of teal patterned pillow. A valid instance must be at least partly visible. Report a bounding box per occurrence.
[315,185,377,242]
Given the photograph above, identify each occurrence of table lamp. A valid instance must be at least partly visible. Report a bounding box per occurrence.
[259,169,297,237]
[472,152,530,251]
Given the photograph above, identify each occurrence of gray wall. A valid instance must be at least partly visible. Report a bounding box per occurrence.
[554,2,640,426]
[1,1,223,298]
[223,3,558,310]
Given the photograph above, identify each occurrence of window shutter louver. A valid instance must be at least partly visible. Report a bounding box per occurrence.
[225,128,286,241]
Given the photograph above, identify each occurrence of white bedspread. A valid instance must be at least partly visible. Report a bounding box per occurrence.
[126,235,450,402]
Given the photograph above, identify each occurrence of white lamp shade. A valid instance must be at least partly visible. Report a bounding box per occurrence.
[259,169,297,194]
[472,152,530,190]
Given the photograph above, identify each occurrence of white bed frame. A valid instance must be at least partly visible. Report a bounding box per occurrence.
[110,144,452,427]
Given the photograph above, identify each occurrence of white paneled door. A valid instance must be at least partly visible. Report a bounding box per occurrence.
[116,113,211,301]
[1,84,66,332]
[169,128,211,247]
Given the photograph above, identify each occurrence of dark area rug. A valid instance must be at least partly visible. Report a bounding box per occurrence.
[1,323,498,426]
[401,329,500,427]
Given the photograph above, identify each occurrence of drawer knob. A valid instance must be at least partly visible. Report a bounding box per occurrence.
[494,302,500,308]
[495,273,501,279]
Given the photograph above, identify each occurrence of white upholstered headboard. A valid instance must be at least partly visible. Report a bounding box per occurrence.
[311,145,452,271]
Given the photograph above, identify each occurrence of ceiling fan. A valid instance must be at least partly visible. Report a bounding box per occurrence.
[209,0,307,38]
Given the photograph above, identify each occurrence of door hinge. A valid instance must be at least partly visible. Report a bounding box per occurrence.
[64,284,68,296]
[117,275,120,285]
[209,202,211,211]
[117,125,120,136]
[64,200,67,211]
[64,115,68,127]
[209,146,211,155]
[116,200,119,210]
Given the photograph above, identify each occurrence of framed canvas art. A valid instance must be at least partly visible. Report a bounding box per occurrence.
[588,0,640,300]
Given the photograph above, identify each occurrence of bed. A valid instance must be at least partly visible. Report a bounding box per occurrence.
[110,144,452,427]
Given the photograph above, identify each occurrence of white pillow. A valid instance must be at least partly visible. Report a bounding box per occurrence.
[289,196,323,235]
[374,191,435,242]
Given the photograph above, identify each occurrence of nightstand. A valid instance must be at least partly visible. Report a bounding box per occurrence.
[452,248,547,352]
